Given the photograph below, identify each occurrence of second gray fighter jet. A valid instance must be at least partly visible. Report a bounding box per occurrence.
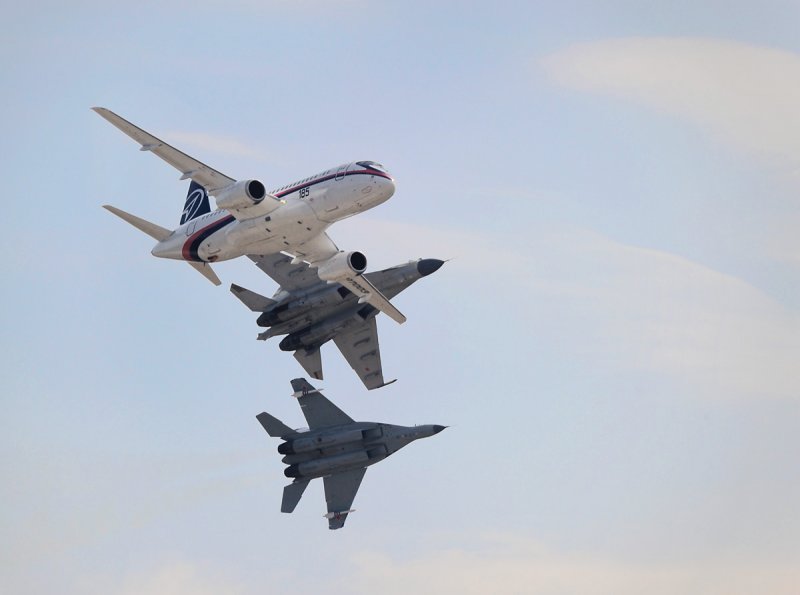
[231,255,444,389]
[257,378,446,529]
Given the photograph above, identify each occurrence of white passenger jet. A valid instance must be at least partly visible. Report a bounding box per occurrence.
[94,107,405,323]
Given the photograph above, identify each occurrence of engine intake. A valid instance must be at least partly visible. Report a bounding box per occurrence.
[316,251,367,283]
[215,179,267,210]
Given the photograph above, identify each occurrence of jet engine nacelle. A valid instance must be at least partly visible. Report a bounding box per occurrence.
[315,251,367,283]
[278,428,365,455]
[284,450,370,478]
[215,179,267,210]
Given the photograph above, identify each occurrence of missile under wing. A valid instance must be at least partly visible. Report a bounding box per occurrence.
[256,378,446,529]
[231,255,444,390]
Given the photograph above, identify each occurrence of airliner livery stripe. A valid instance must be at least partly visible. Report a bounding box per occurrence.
[274,169,391,198]
[179,169,388,261]
[182,215,236,261]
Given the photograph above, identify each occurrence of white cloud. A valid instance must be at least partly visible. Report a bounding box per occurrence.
[534,229,800,399]
[344,217,800,399]
[165,131,282,164]
[343,532,800,595]
[540,38,800,166]
[92,561,245,595]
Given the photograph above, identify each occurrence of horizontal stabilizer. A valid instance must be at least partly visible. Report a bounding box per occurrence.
[230,284,276,312]
[103,205,170,241]
[256,411,296,438]
[282,480,309,513]
[189,262,221,286]
[293,349,323,382]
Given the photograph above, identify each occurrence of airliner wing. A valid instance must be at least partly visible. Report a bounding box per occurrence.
[286,233,406,324]
[248,253,322,292]
[289,232,340,264]
[92,107,236,193]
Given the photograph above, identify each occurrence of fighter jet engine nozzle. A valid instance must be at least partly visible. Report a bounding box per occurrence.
[215,179,267,210]
[279,334,305,352]
[316,251,368,283]
[284,450,371,479]
[279,428,366,455]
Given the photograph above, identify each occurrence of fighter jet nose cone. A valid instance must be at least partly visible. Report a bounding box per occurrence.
[417,259,444,277]
[432,425,447,434]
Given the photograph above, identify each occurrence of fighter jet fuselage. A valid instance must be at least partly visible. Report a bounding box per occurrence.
[278,421,444,480]
[231,257,444,389]
[267,259,444,351]
[257,378,446,529]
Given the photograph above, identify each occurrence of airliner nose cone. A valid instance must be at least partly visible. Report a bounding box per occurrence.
[417,259,444,277]
[384,177,396,197]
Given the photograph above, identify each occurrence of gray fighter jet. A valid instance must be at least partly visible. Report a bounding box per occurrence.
[257,378,446,529]
[231,255,444,389]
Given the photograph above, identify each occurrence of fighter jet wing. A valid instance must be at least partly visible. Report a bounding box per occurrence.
[323,467,367,530]
[285,234,406,324]
[292,379,354,429]
[333,318,394,390]
[247,253,322,292]
[92,107,235,193]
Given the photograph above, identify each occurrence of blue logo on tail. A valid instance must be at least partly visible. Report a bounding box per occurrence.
[180,181,211,225]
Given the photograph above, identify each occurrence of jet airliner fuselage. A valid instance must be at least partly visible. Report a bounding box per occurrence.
[95,106,407,323]
[151,162,395,263]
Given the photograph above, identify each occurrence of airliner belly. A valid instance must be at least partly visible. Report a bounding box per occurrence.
[224,200,326,256]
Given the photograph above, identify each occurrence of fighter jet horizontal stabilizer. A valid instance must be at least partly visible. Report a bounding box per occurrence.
[230,284,276,311]
[282,480,309,513]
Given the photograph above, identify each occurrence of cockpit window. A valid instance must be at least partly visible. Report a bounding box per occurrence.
[357,161,388,174]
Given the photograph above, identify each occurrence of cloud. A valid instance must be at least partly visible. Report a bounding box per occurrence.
[90,561,245,595]
[343,532,800,595]
[164,131,282,164]
[534,229,800,400]
[766,213,800,265]
[343,217,800,399]
[540,38,800,165]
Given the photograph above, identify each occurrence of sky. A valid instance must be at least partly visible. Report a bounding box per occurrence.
[1,1,799,593]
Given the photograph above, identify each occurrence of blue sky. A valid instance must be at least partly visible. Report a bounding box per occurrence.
[2,1,799,593]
